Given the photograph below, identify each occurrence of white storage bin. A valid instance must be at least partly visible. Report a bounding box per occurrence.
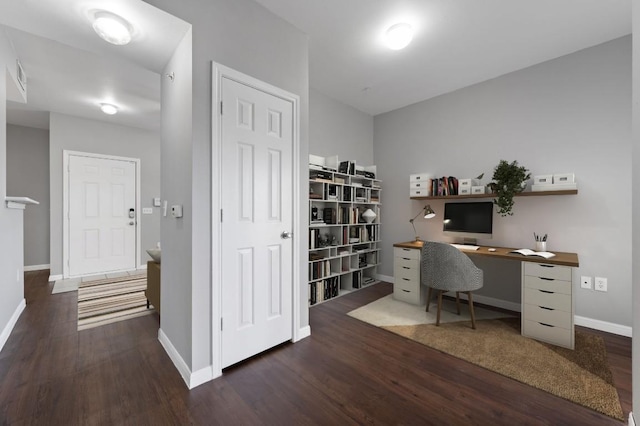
[553,173,575,184]
[410,181,428,189]
[459,178,480,188]
[471,186,485,195]
[410,173,431,182]
[534,175,553,185]
[410,189,428,197]
[459,187,471,195]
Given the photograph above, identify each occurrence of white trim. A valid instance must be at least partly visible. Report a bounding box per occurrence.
[296,325,311,340]
[6,197,38,210]
[574,315,632,337]
[63,150,141,279]
[49,274,63,282]
[376,274,394,283]
[0,299,26,353]
[211,62,302,374]
[158,328,219,389]
[137,264,148,270]
[24,264,50,271]
[456,292,522,313]
[6,201,25,210]
[629,412,635,426]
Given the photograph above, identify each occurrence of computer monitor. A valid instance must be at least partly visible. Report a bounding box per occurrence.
[443,201,493,244]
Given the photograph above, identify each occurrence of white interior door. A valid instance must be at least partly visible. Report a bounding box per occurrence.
[68,154,137,277]
[221,77,294,368]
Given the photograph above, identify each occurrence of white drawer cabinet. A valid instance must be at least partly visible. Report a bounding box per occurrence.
[393,247,424,305]
[521,262,574,349]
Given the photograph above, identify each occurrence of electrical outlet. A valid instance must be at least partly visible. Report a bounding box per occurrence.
[580,276,592,290]
[595,277,608,292]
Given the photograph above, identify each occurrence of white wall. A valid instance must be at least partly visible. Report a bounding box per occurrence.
[144,0,309,376]
[49,113,161,276]
[310,88,373,165]
[7,124,50,267]
[0,28,26,352]
[374,36,632,327]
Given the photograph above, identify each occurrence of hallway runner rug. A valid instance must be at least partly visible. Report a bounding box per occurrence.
[78,273,154,331]
[348,295,624,421]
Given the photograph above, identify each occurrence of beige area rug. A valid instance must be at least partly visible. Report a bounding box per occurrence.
[78,273,154,331]
[348,296,624,421]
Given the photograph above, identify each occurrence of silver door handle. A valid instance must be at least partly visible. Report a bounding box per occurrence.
[281,231,293,239]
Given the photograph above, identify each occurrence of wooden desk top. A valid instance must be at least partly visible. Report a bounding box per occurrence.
[394,241,579,267]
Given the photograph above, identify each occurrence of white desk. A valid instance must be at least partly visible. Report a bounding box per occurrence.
[393,241,579,349]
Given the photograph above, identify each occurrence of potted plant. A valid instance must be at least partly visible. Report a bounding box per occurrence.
[489,160,531,216]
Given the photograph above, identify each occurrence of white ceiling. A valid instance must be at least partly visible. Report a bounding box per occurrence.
[0,0,190,130]
[0,0,632,130]
[255,0,632,115]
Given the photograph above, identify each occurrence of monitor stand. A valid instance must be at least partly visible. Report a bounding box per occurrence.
[461,238,478,246]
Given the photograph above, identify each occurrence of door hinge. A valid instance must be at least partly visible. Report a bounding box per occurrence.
[220,101,223,115]
[220,317,223,331]
[220,209,223,222]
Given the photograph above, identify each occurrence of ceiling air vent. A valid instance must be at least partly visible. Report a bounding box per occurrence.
[16,60,26,92]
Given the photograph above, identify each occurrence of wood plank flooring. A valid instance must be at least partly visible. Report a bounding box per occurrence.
[0,271,631,425]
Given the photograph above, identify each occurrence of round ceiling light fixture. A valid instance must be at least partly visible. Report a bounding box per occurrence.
[100,103,119,115]
[92,11,133,46]
[385,23,413,50]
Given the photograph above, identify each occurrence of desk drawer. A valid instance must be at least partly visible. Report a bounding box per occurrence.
[394,256,419,270]
[394,284,423,305]
[523,319,573,348]
[523,262,572,281]
[394,247,421,260]
[524,287,571,312]
[523,304,572,328]
[395,263,419,282]
[523,275,571,295]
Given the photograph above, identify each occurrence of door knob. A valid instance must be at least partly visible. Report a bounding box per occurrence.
[281,231,293,239]
[129,221,135,226]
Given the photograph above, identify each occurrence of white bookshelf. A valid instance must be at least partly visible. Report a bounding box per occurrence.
[308,154,381,306]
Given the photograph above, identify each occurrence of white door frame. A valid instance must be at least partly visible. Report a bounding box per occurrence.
[62,150,142,279]
[211,62,303,378]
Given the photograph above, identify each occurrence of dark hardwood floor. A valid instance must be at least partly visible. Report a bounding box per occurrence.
[0,270,631,425]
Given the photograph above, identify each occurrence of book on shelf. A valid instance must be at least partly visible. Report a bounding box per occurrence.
[323,207,336,224]
[509,249,556,259]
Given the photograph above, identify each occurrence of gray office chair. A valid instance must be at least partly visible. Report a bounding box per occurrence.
[421,241,484,329]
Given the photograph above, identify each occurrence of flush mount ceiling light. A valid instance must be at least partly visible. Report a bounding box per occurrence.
[385,23,413,50]
[92,11,133,45]
[100,103,118,115]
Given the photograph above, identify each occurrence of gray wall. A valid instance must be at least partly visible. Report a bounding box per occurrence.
[310,88,373,165]
[0,28,26,350]
[7,124,50,267]
[632,0,639,417]
[374,36,632,326]
[145,0,309,373]
[49,113,161,276]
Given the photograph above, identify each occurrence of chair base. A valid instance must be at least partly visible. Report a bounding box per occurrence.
[425,289,477,329]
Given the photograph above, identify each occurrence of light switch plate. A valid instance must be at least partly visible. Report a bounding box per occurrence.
[142,207,153,214]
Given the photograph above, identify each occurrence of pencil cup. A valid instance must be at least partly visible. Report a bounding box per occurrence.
[535,241,547,252]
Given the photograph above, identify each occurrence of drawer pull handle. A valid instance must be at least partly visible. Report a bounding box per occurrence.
[539,306,554,311]
[539,290,554,294]
[402,249,410,252]
[539,322,555,328]
[539,265,554,268]
[402,278,410,281]
[402,267,410,269]
[539,277,554,281]
[402,289,410,293]
[402,257,411,260]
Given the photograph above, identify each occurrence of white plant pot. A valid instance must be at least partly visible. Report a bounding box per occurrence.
[362,208,377,224]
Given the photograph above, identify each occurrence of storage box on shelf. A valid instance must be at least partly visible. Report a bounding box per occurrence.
[308,154,382,307]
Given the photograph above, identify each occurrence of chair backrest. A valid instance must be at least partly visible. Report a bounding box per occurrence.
[421,241,483,292]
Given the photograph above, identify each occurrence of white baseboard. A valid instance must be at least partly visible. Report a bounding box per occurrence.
[0,299,26,353]
[376,274,393,283]
[629,412,635,426]
[24,264,50,272]
[158,328,215,389]
[295,325,311,341]
[48,274,63,282]
[456,293,522,313]
[574,315,632,337]
[137,264,148,270]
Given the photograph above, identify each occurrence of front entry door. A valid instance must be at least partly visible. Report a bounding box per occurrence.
[220,77,294,368]
[68,154,137,277]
